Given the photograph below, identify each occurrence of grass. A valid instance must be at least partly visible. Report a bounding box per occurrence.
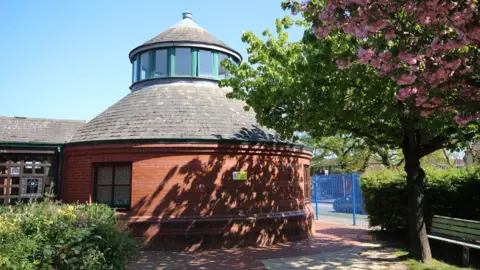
[393,249,473,270]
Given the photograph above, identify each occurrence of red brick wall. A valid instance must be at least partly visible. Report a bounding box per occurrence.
[63,143,311,217]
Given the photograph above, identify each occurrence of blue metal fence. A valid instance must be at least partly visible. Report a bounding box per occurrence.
[311,173,368,227]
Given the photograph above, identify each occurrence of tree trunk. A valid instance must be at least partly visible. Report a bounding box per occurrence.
[403,131,432,262]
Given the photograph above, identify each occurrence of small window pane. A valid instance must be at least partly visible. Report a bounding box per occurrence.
[132,57,139,82]
[26,179,39,194]
[140,52,150,80]
[114,166,130,185]
[97,166,113,185]
[219,53,229,79]
[113,186,130,206]
[198,50,213,77]
[154,49,167,77]
[96,186,112,204]
[175,48,191,76]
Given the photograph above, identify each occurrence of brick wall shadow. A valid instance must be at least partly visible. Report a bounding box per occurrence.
[128,142,312,250]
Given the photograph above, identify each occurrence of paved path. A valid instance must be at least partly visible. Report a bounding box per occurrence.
[129,221,406,270]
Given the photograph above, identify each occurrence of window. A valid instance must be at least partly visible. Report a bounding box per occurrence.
[132,56,139,82]
[21,178,43,197]
[218,53,229,79]
[198,50,213,77]
[94,164,131,208]
[303,165,310,201]
[26,179,39,194]
[139,52,150,80]
[154,49,168,77]
[175,48,191,76]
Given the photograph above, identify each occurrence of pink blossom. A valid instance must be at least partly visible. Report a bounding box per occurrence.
[458,66,473,74]
[430,97,442,105]
[445,59,461,70]
[368,20,389,32]
[420,110,434,117]
[326,4,336,14]
[432,37,442,51]
[415,95,428,106]
[422,103,435,109]
[355,27,369,39]
[313,25,330,39]
[467,27,480,42]
[419,12,434,25]
[370,58,381,68]
[435,67,449,81]
[398,51,417,65]
[396,88,410,101]
[426,0,440,8]
[451,12,468,26]
[336,59,352,70]
[343,24,356,35]
[385,29,395,40]
[379,51,392,61]
[358,47,375,64]
[454,114,473,125]
[346,0,368,6]
[396,74,417,85]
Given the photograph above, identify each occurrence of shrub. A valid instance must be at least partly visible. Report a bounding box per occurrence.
[361,166,480,231]
[0,200,138,270]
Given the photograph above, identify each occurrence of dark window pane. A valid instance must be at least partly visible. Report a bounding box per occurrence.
[154,49,167,77]
[198,50,213,77]
[96,186,112,204]
[113,186,130,206]
[175,48,191,76]
[26,179,39,194]
[114,166,130,185]
[140,52,150,80]
[97,166,113,185]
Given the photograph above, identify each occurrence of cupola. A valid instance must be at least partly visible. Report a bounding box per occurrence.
[128,11,241,90]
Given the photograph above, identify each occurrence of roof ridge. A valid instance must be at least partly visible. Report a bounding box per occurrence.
[0,116,86,123]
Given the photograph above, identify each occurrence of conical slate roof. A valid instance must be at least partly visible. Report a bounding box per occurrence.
[130,12,239,59]
[68,82,285,144]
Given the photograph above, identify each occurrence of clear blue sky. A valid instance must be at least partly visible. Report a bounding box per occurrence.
[0,0,303,121]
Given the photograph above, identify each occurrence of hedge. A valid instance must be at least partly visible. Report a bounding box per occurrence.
[0,200,138,270]
[361,166,480,231]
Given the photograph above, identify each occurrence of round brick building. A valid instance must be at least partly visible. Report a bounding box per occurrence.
[62,12,313,249]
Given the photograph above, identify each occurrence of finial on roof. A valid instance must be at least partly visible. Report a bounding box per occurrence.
[182,10,192,19]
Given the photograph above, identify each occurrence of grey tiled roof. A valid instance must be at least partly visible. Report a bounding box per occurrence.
[139,18,237,54]
[68,82,287,144]
[0,117,85,144]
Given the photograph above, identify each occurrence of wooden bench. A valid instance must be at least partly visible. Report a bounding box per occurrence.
[428,215,480,266]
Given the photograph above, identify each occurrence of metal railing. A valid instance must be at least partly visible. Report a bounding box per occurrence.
[311,173,368,227]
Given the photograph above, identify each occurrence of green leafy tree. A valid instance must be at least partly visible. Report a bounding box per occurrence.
[305,135,372,173]
[220,14,478,260]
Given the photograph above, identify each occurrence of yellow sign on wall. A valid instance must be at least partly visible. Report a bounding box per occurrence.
[233,171,247,180]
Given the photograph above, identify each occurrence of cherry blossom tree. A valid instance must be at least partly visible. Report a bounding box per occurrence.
[221,3,479,261]
[289,0,479,125]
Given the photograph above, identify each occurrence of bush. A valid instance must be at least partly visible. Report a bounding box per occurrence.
[361,166,480,231]
[0,200,138,270]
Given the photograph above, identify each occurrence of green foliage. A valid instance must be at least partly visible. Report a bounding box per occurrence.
[0,200,138,270]
[361,167,480,231]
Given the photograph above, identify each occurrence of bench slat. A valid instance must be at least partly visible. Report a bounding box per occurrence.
[432,222,480,238]
[428,235,480,249]
[431,227,480,241]
[433,216,480,230]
